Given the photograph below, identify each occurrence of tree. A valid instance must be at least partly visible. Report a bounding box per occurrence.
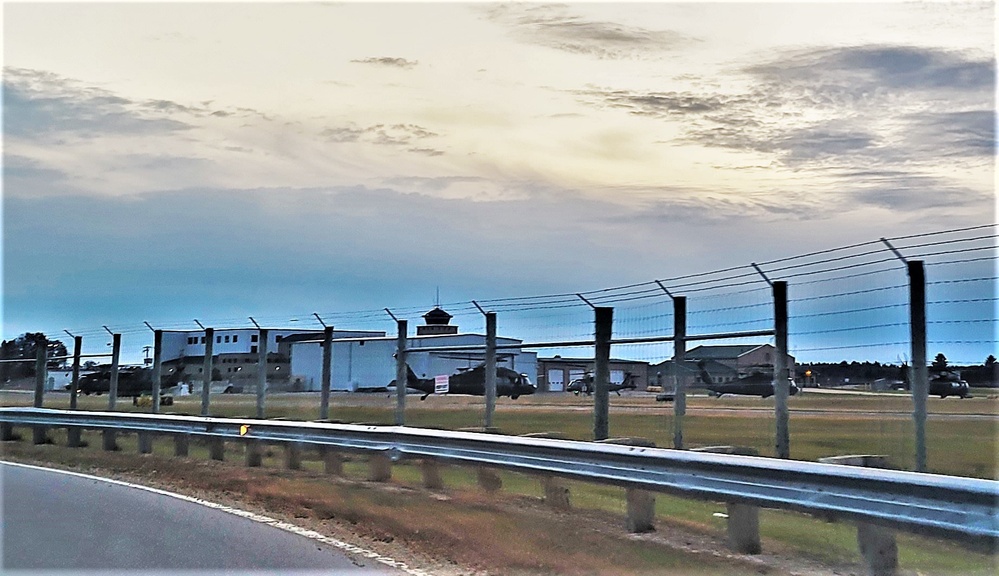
[931,353,948,371]
[0,333,68,379]
[986,355,997,368]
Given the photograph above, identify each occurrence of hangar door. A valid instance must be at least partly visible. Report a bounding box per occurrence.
[547,369,565,392]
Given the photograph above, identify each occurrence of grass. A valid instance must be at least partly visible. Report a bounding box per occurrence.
[2,390,996,574]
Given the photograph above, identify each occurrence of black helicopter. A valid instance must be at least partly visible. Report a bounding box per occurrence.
[657,361,799,400]
[390,363,536,400]
[67,365,178,403]
[566,372,638,396]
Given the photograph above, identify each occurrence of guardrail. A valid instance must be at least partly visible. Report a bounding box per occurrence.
[1,407,996,570]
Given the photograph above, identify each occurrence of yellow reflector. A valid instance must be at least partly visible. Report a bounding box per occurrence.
[240,425,250,436]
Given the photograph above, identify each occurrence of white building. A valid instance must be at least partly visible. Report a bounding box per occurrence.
[289,308,537,392]
[290,333,537,392]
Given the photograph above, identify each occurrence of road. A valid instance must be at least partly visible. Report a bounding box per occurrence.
[1,462,414,575]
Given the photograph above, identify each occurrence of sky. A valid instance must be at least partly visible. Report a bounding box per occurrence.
[2,2,996,366]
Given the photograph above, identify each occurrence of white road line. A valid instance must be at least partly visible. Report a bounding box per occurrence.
[1,460,435,576]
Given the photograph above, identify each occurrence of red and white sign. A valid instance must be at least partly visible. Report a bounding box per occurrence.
[434,375,450,394]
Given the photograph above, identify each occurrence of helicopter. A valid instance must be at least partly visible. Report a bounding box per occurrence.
[390,363,536,400]
[566,372,638,396]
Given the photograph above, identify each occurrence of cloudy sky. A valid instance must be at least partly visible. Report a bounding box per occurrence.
[3,2,995,364]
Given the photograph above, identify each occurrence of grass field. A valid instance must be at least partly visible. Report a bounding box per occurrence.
[2,389,996,575]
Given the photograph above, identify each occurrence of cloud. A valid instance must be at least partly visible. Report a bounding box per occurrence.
[321,123,439,147]
[350,57,418,69]
[485,4,689,59]
[746,45,995,94]
[3,67,191,139]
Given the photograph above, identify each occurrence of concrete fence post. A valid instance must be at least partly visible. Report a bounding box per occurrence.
[320,326,334,420]
[907,261,928,472]
[256,328,268,419]
[521,433,571,509]
[395,320,407,426]
[67,336,83,448]
[1,423,15,441]
[138,433,153,454]
[201,328,213,416]
[599,437,656,533]
[773,281,790,459]
[32,345,49,445]
[484,312,497,429]
[593,307,613,441]
[476,468,503,492]
[673,296,687,450]
[819,455,897,576]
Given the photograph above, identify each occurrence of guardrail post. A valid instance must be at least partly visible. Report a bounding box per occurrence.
[320,326,334,420]
[421,460,445,489]
[693,446,761,554]
[476,468,502,492]
[174,434,189,457]
[600,437,656,533]
[321,447,343,476]
[774,281,790,459]
[908,261,928,472]
[1,423,15,441]
[32,345,49,445]
[284,442,302,470]
[484,312,497,428]
[395,320,407,426]
[245,440,263,467]
[593,307,613,441]
[209,438,225,461]
[151,330,163,414]
[521,433,571,509]
[201,328,213,416]
[256,328,268,419]
[673,296,686,449]
[369,453,392,482]
[820,455,897,576]
[138,433,153,454]
[67,336,83,448]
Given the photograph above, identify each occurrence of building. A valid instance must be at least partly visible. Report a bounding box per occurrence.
[650,344,796,388]
[158,328,382,390]
[536,356,649,392]
[289,309,537,392]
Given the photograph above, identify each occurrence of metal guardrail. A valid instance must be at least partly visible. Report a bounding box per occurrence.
[1,407,996,546]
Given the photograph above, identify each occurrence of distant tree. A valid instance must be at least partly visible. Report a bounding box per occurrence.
[0,333,68,379]
[986,355,997,369]
[931,353,948,371]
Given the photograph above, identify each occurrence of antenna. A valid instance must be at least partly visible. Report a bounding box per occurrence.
[435,286,440,308]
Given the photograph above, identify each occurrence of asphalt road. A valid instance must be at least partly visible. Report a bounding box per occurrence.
[1,462,412,575]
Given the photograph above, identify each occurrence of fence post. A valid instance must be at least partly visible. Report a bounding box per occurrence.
[673,296,687,450]
[139,331,160,454]
[201,328,214,416]
[69,336,82,410]
[908,261,928,472]
[256,328,268,419]
[151,330,162,414]
[33,344,45,408]
[284,442,302,470]
[593,307,613,441]
[321,447,343,475]
[773,281,790,459]
[32,344,49,445]
[108,333,121,410]
[320,325,334,420]
[395,320,407,426]
[484,312,497,428]
[67,336,83,448]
